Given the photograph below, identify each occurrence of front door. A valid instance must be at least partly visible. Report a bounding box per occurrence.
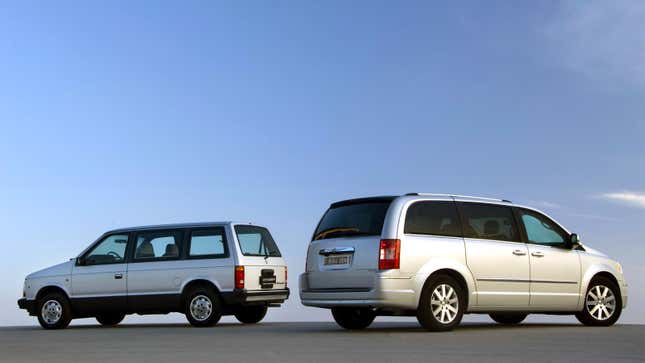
[71,233,130,314]
[459,202,530,307]
[517,208,581,310]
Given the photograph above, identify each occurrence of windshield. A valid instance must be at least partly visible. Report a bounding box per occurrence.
[313,201,392,241]
[234,225,282,257]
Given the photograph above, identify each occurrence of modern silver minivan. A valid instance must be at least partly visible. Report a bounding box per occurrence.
[19,222,289,329]
[300,194,627,331]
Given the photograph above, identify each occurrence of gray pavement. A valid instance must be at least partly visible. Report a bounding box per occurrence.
[0,322,643,362]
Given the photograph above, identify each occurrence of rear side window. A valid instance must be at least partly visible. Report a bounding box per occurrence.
[235,225,282,257]
[459,203,520,242]
[404,201,462,237]
[313,201,392,241]
[188,228,228,258]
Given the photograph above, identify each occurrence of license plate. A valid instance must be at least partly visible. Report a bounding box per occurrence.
[324,255,351,266]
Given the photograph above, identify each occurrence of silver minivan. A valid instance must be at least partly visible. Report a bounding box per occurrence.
[19,222,289,329]
[300,194,628,331]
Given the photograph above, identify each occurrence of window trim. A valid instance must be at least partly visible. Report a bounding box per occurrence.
[456,202,522,243]
[403,200,464,238]
[129,229,185,263]
[185,227,230,260]
[79,232,132,266]
[514,207,571,249]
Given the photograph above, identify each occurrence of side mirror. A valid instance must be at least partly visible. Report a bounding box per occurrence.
[569,233,580,248]
[76,257,86,266]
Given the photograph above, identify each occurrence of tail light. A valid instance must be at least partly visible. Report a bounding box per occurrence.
[235,266,245,289]
[378,239,401,270]
[285,266,288,288]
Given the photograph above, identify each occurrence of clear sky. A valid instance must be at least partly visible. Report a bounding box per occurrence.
[1,1,643,325]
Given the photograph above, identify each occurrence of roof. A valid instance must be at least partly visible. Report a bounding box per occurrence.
[105,221,241,233]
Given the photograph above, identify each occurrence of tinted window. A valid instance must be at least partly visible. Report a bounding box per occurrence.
[518,209,567,246]
[85,234,129,265]
[404,201,462,237]
[134,230,183,260]
[235,225,281,257]
[313,201,391,241]
[459,203,520,242]
[189,228,228,257]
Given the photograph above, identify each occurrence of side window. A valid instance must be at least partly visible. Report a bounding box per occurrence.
[404,201,462,237]
[133,230,183,261]
[518,209,567,246]
[84,234,129,265]
[459,203,520,242]
[188,228,228,258]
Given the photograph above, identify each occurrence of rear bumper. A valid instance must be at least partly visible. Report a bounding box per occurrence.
[221,288,290,305]
[18,298,37,316]
[299,273,416,309]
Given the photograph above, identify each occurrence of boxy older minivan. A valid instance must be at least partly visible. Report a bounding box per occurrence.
[19,222,289,329]
[299,194,627,331]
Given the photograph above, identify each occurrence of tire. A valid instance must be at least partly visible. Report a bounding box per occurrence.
[416,274,465,332]
[331,307,375,330]
[37,292,72,330]
[184,286,222,327]
[575,276,622,327]
[489,313,527,325]
[96,313,126,327]
[234,305,268,324]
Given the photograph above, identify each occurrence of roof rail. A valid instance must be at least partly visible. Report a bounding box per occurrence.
[405,193,512,203]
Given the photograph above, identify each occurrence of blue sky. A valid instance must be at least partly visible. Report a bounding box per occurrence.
[0,1,643,325]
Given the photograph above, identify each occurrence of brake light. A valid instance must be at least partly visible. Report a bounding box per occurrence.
[378,239,401,270]
[285,266,288,288]
[235,266,245,289]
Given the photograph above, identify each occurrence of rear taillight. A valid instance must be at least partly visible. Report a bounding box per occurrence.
[235,266,245,289]
[285,266,288,288]
[378,239,401,270]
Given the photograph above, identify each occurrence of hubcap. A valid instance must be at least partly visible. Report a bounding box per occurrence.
[430,284,459,324]
[189,295,213,321]
[41,300,62,325]
[586,285,616,321]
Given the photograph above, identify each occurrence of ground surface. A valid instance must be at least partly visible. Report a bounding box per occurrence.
[1,322,643,362]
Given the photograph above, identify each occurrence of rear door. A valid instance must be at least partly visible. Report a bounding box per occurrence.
[304,197,394,291]
[234,225,287,291]
[459,202,530,307]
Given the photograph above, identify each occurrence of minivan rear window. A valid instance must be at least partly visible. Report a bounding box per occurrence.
[313,200,393,241]
[234,225,282,257]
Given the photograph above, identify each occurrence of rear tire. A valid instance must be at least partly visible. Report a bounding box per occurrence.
[96,313,126,327]
[37,292,72,330]
[235,305,268,324]
[331,307,375,330]
[489,313,527,325]
[575,276,622,327]
[184,286,222,327]
[416,274,465,332]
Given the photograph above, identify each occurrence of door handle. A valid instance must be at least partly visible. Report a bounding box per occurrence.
[531,252,544,257]
[114,273,123,279]
[512,249,527,256]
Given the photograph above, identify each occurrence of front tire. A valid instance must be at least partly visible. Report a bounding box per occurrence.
[184,287,222,327]
[575,276,622,327]
[416,274,465,332]
[489,313,527,325]
[96,313,126,327]
[37,292,72,330]
[331,307,375,330]
[234,305,268,324]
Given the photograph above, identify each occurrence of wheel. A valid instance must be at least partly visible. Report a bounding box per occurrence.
[575,276,622,326]
[416,274,465,331]
[96,313,126,326]
[489,313,527,325]
[234,305,268,324]
[37,292,72,330]
[184,287,222,327]
[331,307,375,330]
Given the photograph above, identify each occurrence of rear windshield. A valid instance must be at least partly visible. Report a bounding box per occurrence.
[313,201,392,241]
[234,225,282,257]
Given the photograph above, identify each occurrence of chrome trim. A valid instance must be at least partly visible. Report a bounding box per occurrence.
[319,247,355,256]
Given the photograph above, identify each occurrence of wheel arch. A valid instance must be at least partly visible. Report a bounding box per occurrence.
[413,261,476,311]
[35,284,71,302]
[580,264,624,310]
[179,278,222,307]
